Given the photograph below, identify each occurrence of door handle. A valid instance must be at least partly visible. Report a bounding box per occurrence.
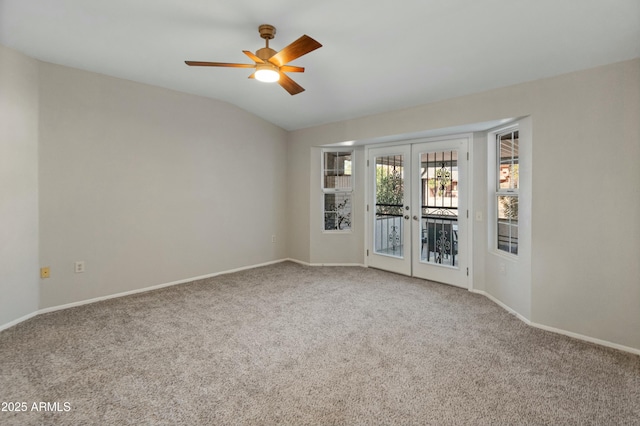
[413,215,419,221]
[404,215,410,220]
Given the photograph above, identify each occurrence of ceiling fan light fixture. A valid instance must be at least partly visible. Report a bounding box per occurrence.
[255,64,280,83]
[185,25,321,94]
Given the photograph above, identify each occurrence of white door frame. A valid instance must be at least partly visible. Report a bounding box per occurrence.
[364,134,474,289]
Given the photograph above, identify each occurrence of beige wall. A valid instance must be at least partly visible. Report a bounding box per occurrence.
[288,59,640,350]
[0,45,40,326]
[37,62,288,308]
[528,59,639,348]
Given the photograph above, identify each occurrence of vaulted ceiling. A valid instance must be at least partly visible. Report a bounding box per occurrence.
[1,0,638,130]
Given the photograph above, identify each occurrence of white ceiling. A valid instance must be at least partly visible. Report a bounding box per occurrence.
[1,0,638,131]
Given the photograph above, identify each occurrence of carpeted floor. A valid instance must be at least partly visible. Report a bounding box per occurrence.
[1,261,638,425]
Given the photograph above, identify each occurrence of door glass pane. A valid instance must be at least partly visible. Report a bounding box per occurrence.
[419,150,459,268]
[374,155,405,257]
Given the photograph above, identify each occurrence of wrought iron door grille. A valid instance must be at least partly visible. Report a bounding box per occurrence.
[419,150,459,267]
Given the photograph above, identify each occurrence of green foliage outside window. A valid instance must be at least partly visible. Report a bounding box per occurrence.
[376,166,403,216]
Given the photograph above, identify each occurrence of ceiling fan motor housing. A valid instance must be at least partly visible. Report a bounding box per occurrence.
[258,24,276,40]
[256,47,277,62]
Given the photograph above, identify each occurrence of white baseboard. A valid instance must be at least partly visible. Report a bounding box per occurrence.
[470,289,532,325]
[4,262,638,356]
[0,311,40,333]
[3,258,290,331]
[285,258,366,267]
[284,258,312,266]
[2,258,361,332]
[470,289,640,356]
[529,321,640,356]
[310,263,366,267]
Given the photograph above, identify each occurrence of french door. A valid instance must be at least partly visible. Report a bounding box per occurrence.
[367,138,468,288]
[367,145,412,275]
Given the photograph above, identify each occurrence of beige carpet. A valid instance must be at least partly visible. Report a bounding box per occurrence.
[1,261,638,425]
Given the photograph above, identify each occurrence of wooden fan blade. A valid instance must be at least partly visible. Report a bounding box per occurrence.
[243,50,264,63]
[268,35,322,67]
[185,61,256,68]
[248,72,256,79]
[278,72,305,95]
[280,65,305,73]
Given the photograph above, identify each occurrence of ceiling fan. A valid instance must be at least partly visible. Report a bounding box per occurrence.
[185,24,322,95]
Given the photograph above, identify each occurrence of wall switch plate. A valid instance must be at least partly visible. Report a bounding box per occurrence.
[40,267,50,279]
[74,261,85,273]
[271,235,276,243]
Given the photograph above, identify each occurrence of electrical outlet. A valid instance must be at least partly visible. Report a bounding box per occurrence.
[74,261,85,273]
[40,267,50,279]
[475,211,483,221]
